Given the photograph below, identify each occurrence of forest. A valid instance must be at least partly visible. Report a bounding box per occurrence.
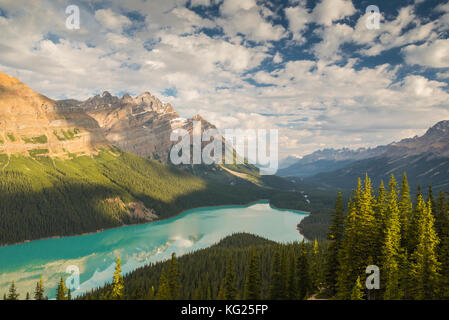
[0,147,275,245]
[3,172,448,300]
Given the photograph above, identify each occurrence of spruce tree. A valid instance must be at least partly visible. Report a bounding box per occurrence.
[7,281,19,300]
[296,241,311,300]
[243,247,262,300]
[111,257,124,300]
[350,277,364,300]
[381,175,403,300]
[269,247,284,299]
[223,255,238,300]
[311,239,321,291]
[56,277,67,300]
[398,174,412,249]
[325,191,345,296]
[34,276,45,300]
[167,253,181,299]
[438,197,449,299]
[155,270,172,300]
[409,197,440,299]
[286,246,297,299]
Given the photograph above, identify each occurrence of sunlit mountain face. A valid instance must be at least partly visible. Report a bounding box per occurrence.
[0,0,448,160]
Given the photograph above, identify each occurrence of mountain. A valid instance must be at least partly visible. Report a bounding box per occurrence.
[0,72,107,157]
[278,147,387,177]
[292,121,449,191]
[58,92,215,163]
[0,71,274,245]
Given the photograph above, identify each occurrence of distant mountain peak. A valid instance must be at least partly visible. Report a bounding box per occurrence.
[424,120,449,137]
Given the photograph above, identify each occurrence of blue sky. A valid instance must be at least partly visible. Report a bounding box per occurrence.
[0,0,448,158]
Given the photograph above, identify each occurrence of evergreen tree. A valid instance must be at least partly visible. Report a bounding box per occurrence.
[223,255,238,300]
[167,253,181,299]
[67,289,71,300]
[155,270,172,300]
[310,239,321,291]
[374,180,387,263]
[438,197,449,299]
[325,191,345,296]
[286,246,297,300]
[243,247,262,300]
[34,276,45,300]
[111,257,124,300]
[409,197,440,299]
[296,241,311,300]
[269,248,284,299]
[398,174,412,249]
[56,277,67,300]
[146,286,155,300]
[7,281,19,300]
[26,292,30,300]
[381,175,403,300]
[350,277,364,300]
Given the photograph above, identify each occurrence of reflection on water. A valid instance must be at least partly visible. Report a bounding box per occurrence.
[0,201,307,299]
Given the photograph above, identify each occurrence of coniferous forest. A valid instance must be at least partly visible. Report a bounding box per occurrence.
[2,173,448,300]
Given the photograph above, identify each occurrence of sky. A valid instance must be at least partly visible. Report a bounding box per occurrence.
[0,0,448,159]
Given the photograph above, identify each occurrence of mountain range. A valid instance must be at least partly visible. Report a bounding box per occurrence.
[279,121,449,191]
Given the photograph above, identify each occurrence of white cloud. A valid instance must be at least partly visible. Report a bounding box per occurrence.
[402,39,449,68]
[285,5,311,41]
[95,9,131,32]
[217,0,286,42]
[312,0,356,26]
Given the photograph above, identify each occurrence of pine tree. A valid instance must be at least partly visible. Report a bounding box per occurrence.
[398,174,412,249]
[296,241,311,300]
[337,175,376,299]
[269,247,284,299]
[155,270,172,300]
[325,191,345,296]
[438,196,449,299]
[336,198,358,299]
[7,281,19,300]
[34,276,45,300]
[26,292,30,300]
[374,180,387,263]
[350,277,364,300]
[146,286,155,300]
[409,197,440,299]
[381,175,403,300]
[167,253,181,299]
[310,239,321,291]
[286,246,297,299]
[110,257,124,300]
[56,277,67,300]
[243,247,262,300]
[223,255,238,300]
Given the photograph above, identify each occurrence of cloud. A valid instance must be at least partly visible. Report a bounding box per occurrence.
[285,4,311,41]
[402,39,449,68]
[312,0,356,26]
[217,0,286,42]
[94,9,132,32]
[0,0,447,158]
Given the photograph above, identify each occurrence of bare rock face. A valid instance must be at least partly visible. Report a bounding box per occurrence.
[61,91,216,162]
[0,71,108,156]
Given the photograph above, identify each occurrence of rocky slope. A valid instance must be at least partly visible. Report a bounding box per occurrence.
[58,92,215,162]
[289,121,449,191]
[0,71,108,157]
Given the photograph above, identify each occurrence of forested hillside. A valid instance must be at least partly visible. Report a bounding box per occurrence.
[72,173,448,300]
[0,148,272,245]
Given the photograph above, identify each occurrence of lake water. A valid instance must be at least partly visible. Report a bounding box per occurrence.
[0,201,307,299]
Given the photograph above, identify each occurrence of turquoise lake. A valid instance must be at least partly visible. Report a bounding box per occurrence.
[0,201,307,299]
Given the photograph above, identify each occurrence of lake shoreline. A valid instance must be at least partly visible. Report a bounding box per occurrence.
[0,199,309,248]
